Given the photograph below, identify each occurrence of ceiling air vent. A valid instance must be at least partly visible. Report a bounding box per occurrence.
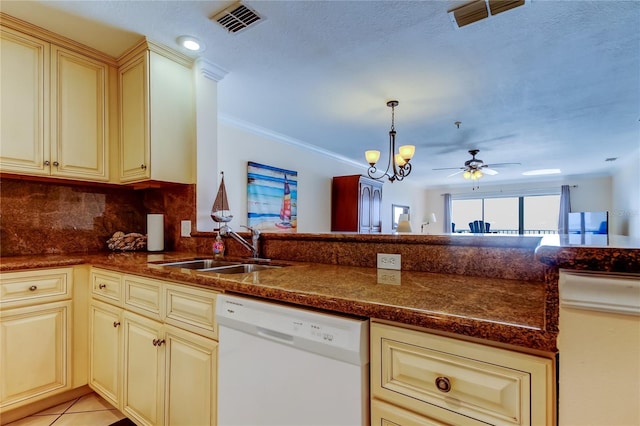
[488,0,526,16]
[448,0,528,28]
[449,0,489,28]
[211,2,263,34]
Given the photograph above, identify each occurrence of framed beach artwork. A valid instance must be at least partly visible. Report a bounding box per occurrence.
[247,162,298,232]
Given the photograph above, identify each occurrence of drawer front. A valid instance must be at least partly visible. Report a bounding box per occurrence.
[371,323,553,426]
[164,284,218,340]
[372,399,450,426]
[91,269,123,305]
[378,336,529,425]
[123,275,163,320]
[0,268,72,308]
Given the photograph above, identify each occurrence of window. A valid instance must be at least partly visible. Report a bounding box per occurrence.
[452,194,560,234]
[524,195,560,234]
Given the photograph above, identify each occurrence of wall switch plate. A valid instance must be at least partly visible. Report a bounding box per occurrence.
[180,220,191,237]
[377,253,401,270]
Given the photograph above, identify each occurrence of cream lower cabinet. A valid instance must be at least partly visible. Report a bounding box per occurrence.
[89,300,123,408]
[370,322,555,426]
[0,268,74,413]
[558,270,640,426]
[89,268,218,426]
[122,311,164,426]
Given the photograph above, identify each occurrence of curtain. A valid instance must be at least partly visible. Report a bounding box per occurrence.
[443,193,453,233]
[558,185,571,234]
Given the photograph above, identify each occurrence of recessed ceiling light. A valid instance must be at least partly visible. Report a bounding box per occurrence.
[522,169,562,176]
[176,35,205,52]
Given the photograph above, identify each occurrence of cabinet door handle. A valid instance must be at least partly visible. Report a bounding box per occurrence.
[152,338,165,347]
[29,285,38,291]
[53,161,59,167]
[113,321,121,328]
[140,164,147,170]
[44,160,50,166]
[98,283,106,289]
[435,376,451,393]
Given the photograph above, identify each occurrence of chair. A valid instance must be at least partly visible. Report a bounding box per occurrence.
[469,220,491,233]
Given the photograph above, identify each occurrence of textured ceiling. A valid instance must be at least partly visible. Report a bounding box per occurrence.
[3,0,639,188]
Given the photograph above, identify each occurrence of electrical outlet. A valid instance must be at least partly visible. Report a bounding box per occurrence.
[377,253,401,270]
[180,220,192,237]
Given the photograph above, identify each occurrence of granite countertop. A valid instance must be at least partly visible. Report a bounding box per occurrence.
[0,251,556,353]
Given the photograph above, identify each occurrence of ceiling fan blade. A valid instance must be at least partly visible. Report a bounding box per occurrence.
[483,168,499,175]
[485,162,521,168]
[447,170,465,177]
[433,167,464,171]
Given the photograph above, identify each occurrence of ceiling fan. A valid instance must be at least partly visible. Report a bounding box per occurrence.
[433,149,521,180]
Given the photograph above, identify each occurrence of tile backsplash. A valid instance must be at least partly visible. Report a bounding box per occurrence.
[0,177,195,256]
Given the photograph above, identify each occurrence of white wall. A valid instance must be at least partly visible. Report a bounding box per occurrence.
[423,175,616,234]
[205,120,425,234]
[611,148,640,238]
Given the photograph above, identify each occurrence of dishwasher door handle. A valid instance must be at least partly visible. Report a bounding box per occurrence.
[257,326,294,344]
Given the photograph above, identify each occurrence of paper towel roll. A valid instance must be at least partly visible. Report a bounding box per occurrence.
[147,214,164,252]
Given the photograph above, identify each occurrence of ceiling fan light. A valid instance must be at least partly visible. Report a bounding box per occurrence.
[365,150,380,166]
[475,170,483,178]
[463,170,472,179]
[399,145,415,161]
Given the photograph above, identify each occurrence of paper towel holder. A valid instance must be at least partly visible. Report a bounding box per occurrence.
[147,213,165,252]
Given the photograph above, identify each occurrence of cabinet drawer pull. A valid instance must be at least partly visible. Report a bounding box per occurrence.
[29,285,38,291]
[113,321,121,328]
[98,283,107,289]
[435,376,451,393]
[152,338,165,347]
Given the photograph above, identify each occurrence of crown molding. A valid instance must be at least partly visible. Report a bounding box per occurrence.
[196,58,228,82]
[218,114,366,170]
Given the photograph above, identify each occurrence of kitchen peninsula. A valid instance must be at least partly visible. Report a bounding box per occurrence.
[3,232,638,349]
[2,231,639,425]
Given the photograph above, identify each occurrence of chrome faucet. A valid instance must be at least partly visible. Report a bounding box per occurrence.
[219,224,260,258]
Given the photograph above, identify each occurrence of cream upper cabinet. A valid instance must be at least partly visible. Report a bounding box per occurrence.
[118,41,195,184]
[0,15,114,182]
[0,26,49,175]
[49,45,109,181]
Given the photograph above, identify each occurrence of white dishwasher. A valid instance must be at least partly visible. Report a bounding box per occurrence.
[216,294,369,426]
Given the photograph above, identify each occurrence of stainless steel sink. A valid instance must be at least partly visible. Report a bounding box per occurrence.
[159,259,241,270]
[155,258,283,274]
[201,264,279,274]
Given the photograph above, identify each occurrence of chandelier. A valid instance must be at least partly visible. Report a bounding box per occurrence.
[365,100,415,182]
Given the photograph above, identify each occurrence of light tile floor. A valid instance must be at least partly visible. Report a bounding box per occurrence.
[6,393,128,426]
